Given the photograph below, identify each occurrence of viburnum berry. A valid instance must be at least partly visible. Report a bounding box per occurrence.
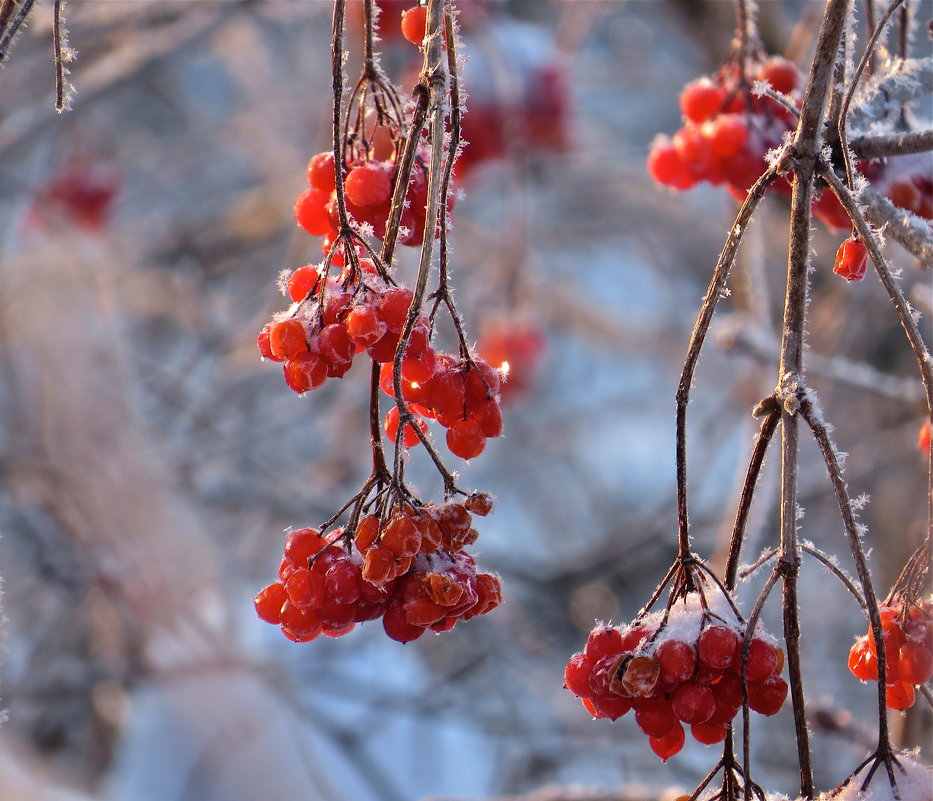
[269,319,308,360]
[286,264,322,302]
[635,698,677,738]
[833,236,869,282]
[307,152,337,193]
[446,419,486,459]
[295,187,333,236]
[757,56,800,95]
[691,722,729,745]
[885,681,915,711]
[647,137,697,190]
[671,682,715,724]
[464,491,494,517]
[345,161,393,208]
[254,582,288,624]
[743,637,779,682]
[919,419,931,457]
[656,639,696,684]
[649,721,685,762]
[698,625,740,670]
[680,77,725,124]
[384,405,428,448]
[747,675,789,716]
[400,5,427,45]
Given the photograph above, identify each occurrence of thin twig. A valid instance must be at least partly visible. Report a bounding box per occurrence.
[856,184,933,266]
[850,128,933,159]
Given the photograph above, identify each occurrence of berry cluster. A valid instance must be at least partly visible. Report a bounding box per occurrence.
[255,498,501,643]
[476,318,546,405]
[379,349,504,459]
[647,58,799,199]
[296,149,446,249]
[847,599,933,710]
[563,593,787,762]
[31,160,120,232]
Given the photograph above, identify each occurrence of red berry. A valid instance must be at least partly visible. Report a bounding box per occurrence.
[747,675,788,716]
[680,77,725,123]
[384,405,428,448]
[254,582,287,624]
[381,514,422,558]
[379,287,414,333]
[710,114,748,158]
[698,626,741,670]
[833,237,869,282]
[621,624,652,652]
[287,264,321,302]
[849,637,878,681]
[400,5,427,45]
[691,722,729,745]
[345,162,392,208]
[257,324,278,361]
[758,57,799,95]
[319,323,355,366]
[286,351,328,392]
[899,640,933,685]
[647,137,697,190]
[560,652,595,698]
[294,187,333,236]
[307,152,337,192]
[284,528,328,568]
[743,638,779,682]
[635,698,677,738]
[285,568,326,609]
[585,625,625,663]
[672,683,716,724]
[649,721,685,762]
[346,305,387,347]
[619,655,661,698]
[280,600,323,639]
[269,319,308,360]
[589,694,633,721]
[885,681,915,710]
[446,419,486,459]
[656,639,697,683]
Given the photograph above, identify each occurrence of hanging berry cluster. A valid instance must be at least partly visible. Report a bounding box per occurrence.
[647,56,933,233]
[848,597,933,710]
[254,0,505,645]
[255,497,502,643]
[564,588,787,763]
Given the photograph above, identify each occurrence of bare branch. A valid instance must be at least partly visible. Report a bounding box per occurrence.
[850,128,933,159]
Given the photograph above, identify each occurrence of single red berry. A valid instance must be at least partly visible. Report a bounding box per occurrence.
[400,5,427,45]
[285,568,326,609]
[899,640,933,685]
[635,698,677,738]
[325,560,361,605]
[346,305,387,347]
[257,324,278,361]
[269,319,308,360]
[710,113,748,158]
[446,419,486,459]
[307,152,337,192]
[691,722,729,745]
[378,287,415,333]
[319,323,356,366]
[284,528,328,569]
[647,137,697,190]
[621,624,652,652]
[345,162,392,208]
[402,350,438,385]
[849,637,878,681]
[747,675,788,716]
[649,721,685,762]
[381,514,423,558]
[384,405,428,448]
[585,625,625,663]
[254,582,288,624]
[589,694,633,721]
[918,419,931,457]
[743,638,779,682]
[287,264,321,302]
[563,652,596,699]
[656,639,697,684]
[698,626,741,670]
[286,351,327,392]
[757,57,800,95]
[680,77,725,123]
[294,187,333,236]
[672,683,716,725]
[833,237,869,282]
[279,600,323,639]
[885,681,915,710]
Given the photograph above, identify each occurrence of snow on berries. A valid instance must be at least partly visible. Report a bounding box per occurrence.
[564,591,787,762]
[255,501,502,644]
[847,598,932,711]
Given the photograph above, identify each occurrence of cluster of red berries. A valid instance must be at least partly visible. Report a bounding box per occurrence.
[295,149,446,250]
[476,318,546,405]
[647,58,800,199]
[379,347,504,459]
[563,594,787,762]
[254,496,502,643]
[257,265,426,393]
[847,598,933,710]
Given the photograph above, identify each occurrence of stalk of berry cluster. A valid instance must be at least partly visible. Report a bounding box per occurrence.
[775,1,853,795]
[389,0,462,495]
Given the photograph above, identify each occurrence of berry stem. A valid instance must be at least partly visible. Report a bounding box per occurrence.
[723,404,780,591]
[675,167,779,561]
[800,396,896,758]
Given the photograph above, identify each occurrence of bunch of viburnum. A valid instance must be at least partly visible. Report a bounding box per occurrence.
[255,495,502,643]
[564,589,787,762]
